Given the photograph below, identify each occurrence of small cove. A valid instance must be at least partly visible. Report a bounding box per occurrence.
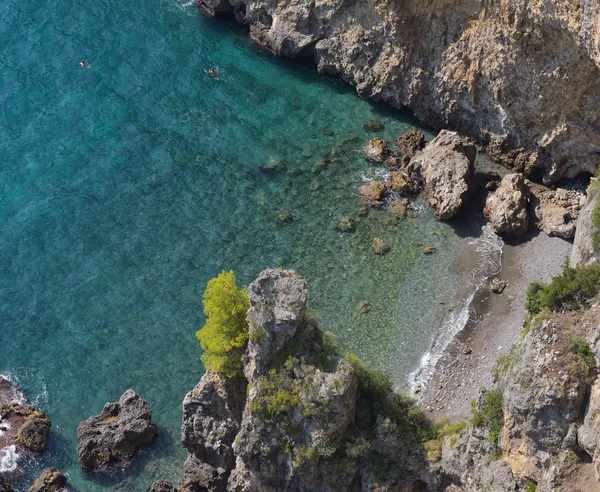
[2,1,501,489]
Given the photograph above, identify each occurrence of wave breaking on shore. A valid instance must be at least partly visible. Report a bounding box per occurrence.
[408,225,503,391]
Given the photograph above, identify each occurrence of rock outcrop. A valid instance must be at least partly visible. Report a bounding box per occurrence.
[407,130,476,220]
[200,0,600,181]
[178,268,429,491]
[363,137,392,164]
[28,468,68,492]
[527,180,585,239]
[77,390,158,471]
[438,303,600,491]
[0,403,50,454]
[572,183,598,266]
[484,173,529,236]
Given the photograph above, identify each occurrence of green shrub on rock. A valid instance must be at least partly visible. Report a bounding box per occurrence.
[196,270,249,378]
[472,389,504,444]
[525,262,600,314]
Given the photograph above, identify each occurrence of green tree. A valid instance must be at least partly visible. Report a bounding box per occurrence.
[196,270,250,377]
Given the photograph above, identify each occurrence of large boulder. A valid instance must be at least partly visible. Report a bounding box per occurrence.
[28,468,68,492]
[407,130,476,220]
[77,390,158,471]
[484,173,529,236]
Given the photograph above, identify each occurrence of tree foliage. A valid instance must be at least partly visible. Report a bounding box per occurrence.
[196,270,249,377]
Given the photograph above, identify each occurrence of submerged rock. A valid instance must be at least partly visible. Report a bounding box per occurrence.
[407,130,476,220]
[0,478,13,492]
[361,118,385,132]
[390,198,410,217]
[362,137,392,163]
[146,480,175,492]
[333,216,356,232]
[77,390,158,471]
[484,173,529,236]
[28,468,68,492]
[372,237,390,254]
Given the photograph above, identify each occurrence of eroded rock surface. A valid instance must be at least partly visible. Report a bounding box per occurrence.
[200,0,600,181]
[408,130,476,220]
[484,173,529,236]
[77,390,158,471]
[572,184,598,266]
[28,468,68,492]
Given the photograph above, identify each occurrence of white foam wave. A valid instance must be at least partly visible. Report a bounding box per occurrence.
[0,446,19,474]
[408,225,504,390]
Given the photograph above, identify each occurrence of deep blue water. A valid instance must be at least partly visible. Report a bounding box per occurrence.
[0,0,500,489]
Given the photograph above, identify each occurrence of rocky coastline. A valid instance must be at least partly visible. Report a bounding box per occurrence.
[199,0,600,184]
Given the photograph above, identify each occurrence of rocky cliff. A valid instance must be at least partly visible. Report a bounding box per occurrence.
[202,0,600,182]
[173,268,431,491]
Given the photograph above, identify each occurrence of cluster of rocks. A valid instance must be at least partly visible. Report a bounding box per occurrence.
[360,128,586,239]
[361,129,477,221]
[0,378,70,492]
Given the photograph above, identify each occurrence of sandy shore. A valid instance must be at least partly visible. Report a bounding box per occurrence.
[417,231,573,421]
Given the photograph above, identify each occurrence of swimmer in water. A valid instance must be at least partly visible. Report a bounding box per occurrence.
[208,68,218,80]
[80,60,91,69]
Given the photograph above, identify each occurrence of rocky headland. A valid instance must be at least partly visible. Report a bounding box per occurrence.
[200,0,600,183]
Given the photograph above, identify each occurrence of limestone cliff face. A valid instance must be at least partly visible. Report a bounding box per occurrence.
[203,0,600,182]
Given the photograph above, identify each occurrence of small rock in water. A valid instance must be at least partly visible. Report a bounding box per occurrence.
[278,210,293,223]
[312,157,330,173]
[359,182,387,207]
[491,277,508,294]
[259,156,287,174]
[28,468,68,492]
[361,118,385,132]
[363,138,393,163]
[372,237,390,255]
[463,346,473,355]
[358,300,371,314]
[334,216,356,232]
[423,246,436,255]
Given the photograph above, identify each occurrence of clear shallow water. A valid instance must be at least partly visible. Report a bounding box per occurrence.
[1,0,498,489]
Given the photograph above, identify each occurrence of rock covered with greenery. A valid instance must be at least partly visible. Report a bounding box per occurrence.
[180,268,433,491]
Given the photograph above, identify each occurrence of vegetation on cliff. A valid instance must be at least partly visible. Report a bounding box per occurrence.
[196,270,250,377]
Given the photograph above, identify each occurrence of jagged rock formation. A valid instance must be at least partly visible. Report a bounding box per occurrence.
[483,173,529,236]
[77,390,158,471]
[28,468,69,492]
[178,268,429,491]
[437,303,600,491]
[201,0,600,182]
[407,130,476,220]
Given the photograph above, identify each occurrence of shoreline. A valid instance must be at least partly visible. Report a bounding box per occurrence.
[417,231,573,420]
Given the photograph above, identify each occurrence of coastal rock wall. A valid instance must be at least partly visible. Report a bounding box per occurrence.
[203,0,600,182]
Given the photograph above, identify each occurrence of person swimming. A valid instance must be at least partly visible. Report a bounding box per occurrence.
[80,60,91,69]
[208,68,218,80]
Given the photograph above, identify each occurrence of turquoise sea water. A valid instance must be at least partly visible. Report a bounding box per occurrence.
[0,0,501,489]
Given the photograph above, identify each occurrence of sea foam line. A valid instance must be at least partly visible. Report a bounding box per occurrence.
[408,225,503,391]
